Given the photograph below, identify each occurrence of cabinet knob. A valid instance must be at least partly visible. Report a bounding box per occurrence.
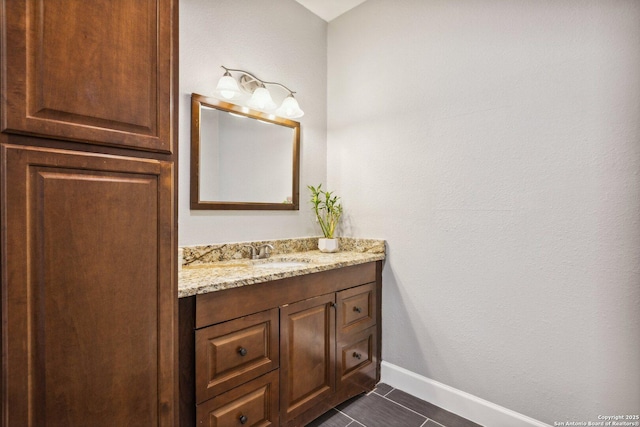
[352,352,362,360]
[237,347,248,356]
[329,302,336,308]
[239,414,248,424]
[353,306,362,313]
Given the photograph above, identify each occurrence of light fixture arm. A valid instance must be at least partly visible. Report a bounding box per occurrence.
[221,66,297,95]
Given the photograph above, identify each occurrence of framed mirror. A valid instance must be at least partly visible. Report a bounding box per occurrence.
[190,93,300,210]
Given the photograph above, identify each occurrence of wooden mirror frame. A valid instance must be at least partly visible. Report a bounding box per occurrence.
[190,93,300,210]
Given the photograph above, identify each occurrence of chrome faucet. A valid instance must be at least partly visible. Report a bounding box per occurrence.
[243,244,274,260]
[243,245,258,259]
[257,244,274,259]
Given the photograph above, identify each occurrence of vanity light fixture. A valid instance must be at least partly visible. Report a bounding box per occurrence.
[214,66,304,119]
[214,69,243,100]
[247,86,277,111]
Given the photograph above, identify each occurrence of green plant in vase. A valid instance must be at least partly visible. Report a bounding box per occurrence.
[308,184,343,252]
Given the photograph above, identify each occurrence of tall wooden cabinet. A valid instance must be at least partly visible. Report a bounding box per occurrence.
[0,1,178,425]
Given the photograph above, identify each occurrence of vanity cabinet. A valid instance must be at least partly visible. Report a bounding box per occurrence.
[179,261,382,427]
[1,0,178,425]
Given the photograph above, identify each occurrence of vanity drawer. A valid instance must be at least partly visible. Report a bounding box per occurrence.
[337,282,376,336]
[196,370,279,427]
[337,326,377,388]
[195,308,279,403]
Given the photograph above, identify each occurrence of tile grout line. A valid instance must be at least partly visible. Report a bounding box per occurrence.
[354,387,431,427]
[333,386,452,427]
[379,391,470,427]
[373,386,396,398]
[427,418,447,427]
[334,407,362,427]
[373,390,434,423]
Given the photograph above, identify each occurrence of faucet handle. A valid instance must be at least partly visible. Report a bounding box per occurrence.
[243,245,258,259]
[257,244,274,259]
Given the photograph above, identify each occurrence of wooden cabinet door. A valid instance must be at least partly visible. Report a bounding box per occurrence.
[1,0,176,153]
[279,293,336,423]
[0,144,176,426]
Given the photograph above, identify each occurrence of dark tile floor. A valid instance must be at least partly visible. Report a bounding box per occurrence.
[306,383,483,427]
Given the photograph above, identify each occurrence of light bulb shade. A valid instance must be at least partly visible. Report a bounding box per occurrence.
[276,96,304,118]
[247,87,277,111]
[214,74,241,99]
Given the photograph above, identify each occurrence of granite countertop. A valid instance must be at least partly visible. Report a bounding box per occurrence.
[178,238,385,298]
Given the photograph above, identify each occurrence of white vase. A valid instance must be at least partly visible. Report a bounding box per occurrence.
[318,238,339,253]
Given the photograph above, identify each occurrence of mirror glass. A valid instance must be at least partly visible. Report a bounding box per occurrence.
[191,93,300,210]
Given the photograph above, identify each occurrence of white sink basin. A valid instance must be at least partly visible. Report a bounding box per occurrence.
[254,261,310,269]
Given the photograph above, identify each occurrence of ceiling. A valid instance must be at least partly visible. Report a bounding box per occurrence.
[294,0,368,22]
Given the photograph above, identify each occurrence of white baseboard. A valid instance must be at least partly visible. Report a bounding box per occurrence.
[380,361,551,427]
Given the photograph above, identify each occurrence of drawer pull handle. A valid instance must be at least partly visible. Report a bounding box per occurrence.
[353,352,362,360]
[237,347,248,356]
[239,414,248,424]
[353,306,362,313]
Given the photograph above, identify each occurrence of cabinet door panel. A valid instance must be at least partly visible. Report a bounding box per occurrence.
[0,144,176,426]
[1,0,175,153]
[279,294,335,422]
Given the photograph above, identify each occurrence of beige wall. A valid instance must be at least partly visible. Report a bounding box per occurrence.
[328,0,640,423]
